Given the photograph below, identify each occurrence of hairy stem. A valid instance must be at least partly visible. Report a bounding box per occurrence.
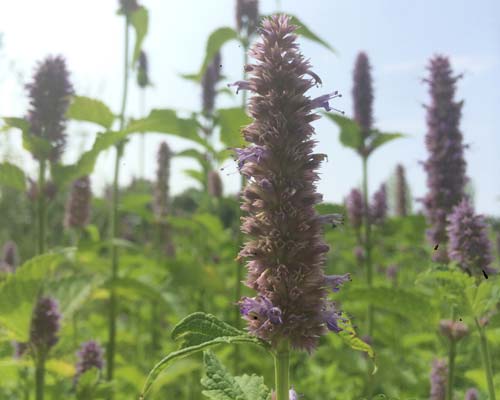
[475,318,496,400]
[37,159,46,255]
[274,341,290,400]
[107,15,130,387]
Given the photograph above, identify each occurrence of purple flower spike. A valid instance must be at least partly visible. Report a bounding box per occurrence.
[430,358,448,400]
[370,183,387,225]
[75,340,104,383]
[237,15,349,351]
[346,188,364,230]
[30,296,61,353]
[137,51,150,88]
[447,199,496,276]
[352,52,374,138]
[202,52,221,116]
[422,56,467,262]
[235,0,259,37]
[324,273,351,292]
[464,388,479,400]
[208,170,223,198]
[64,176,92,229]
[395,164,408,217]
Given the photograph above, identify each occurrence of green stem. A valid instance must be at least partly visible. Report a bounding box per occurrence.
[446,339,456,400]
[35,353,46,400]
[139,89,146,179]
[107,15,130,386]
[362,156,373,336]
[274,342,290,400]
[37,159,46,255]
[475,318,496,400]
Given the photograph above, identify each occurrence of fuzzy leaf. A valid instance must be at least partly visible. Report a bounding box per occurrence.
[201,351,246,400]
[234,375,271,400]
[323,113,362,151]
[130,6,149,65]
[67,96,115,129]
[140,313,266,398]
[0,162,26,191]
[217,107,251,148]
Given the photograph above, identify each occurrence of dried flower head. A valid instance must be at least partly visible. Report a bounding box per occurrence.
[352,52,373,140]
[74,340,104,382]
[235,0,259,37]
[137,50,150,88]
[346,188,364,231]
[370,183,387,225]
[207,170,223,198]
[447,199,496,276]
[430,358,448,400]
[464,388,479,400]
[202,52,222,116]
[26,55,74,162]
[422,55,467,262]
[234,15,346,351]
[64,176,92,229]
[30,296,61,353]
[439,319,469,341]
[395,164,408,217]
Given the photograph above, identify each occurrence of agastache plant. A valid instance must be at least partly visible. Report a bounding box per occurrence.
[235,0,259,38]
[422,55,467,263]
[370,183,387,225]
[430,358,448,400]
[232,15,349,400]
[64,176,92,230]
[202,51,221,118]
[74,341,104,384]
[395,164,408,217]
[207,170,223,198]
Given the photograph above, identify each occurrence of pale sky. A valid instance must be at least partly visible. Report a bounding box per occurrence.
[1,0,499,216]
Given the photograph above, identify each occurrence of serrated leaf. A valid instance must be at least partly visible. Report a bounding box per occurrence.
[367,130,405,155]
[234,374,270,400]
[140,313,265,398]
[193,27,238,82]
[125,109,202,145]
[130,6,149,65]
[67,96,115,129]
[0,162,26,191]
[287,15,336,53]
[217,108,251,148]
[201,350,246,400]
[323,113,362,151]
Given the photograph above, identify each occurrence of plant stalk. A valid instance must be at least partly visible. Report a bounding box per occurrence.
[446,339,456,400]
[475,318,496,400]
[274,341,290,400]
[107,15,130,386]
[362,155,374,336]
[35,353,46,400]
[37,159,46,255]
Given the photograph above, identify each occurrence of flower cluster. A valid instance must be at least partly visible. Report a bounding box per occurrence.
[395,164,408,217]
[447,199,495,277]
[430,358,448,400]
[30,296,61,353]
[439,319,469,341]
[202,52,222,116]
[422,56,467,262]
[74,340,104,382]
[234,15,348,351]
[370,183,387,225]
[64,176,92,229]
[346,188,364,231]
[26,55,74,162]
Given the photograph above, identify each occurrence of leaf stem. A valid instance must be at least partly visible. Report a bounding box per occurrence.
[274,341,290,400]
[37,159,46,255]
[107,14,130,387]
[475,317,496,400]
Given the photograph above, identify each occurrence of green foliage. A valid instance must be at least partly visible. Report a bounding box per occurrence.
[130,6,149,65]
[217,107,251,148]
[0,162,26,191]
[201,351,271,400]
[3,117,53,159]
[66,96,115,129]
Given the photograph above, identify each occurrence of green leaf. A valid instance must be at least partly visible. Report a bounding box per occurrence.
[194,27,238,82]
[287,15,336,53]
[140,313,266,398]
[52,130,127,185]
[0,162,26,191]
[367,130,405,155]
[217,108,251,148]
[125,109,203,145]
[105,277,171,310]
[3,117,53,159]
[184,169,205,185]
[176,149,211,171]
[323,113,362,151]
[67,96,115,129]
[234,375,271,400]
[130,6,149,65]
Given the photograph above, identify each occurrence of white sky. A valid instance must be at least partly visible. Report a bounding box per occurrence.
[0,0,499,216]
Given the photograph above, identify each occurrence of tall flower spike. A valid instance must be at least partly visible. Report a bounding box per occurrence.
[346,188,364,231]
[137,50,150,88]
[26,55,74,162]
[64,176,92,229]
[74,340,104,383]
[202,52,222,117]
[1,241,18,272]
[370,183,387,225]
[464,388,479,400]
[118,0,139,15]
[447,199,496,277]
[30,296,61,353]
[430,358,448,400]
[208,170,223,198]
[235,0,259,37]
[236,15,346,351]
[352,52,373,140]
[395,164,408,217]
[422,55,467,263]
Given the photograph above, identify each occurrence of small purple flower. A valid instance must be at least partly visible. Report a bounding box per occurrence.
[324,273,351,292]
[228,80,252,94]
[439,319,469,341]
[430,358,448,400]
[239,295,283,329]
[370,183,387,225]
[289,387,299,400]
[447,199,496,276]
[310,91,343,113]
[74,340,104,383]
[234,145,269,176]
[30,296,61,352]
[346,188,364,230]
[464,388,479,400]
[322,302,343,333]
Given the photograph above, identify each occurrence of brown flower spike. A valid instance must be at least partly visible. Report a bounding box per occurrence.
[233,15,348,351]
